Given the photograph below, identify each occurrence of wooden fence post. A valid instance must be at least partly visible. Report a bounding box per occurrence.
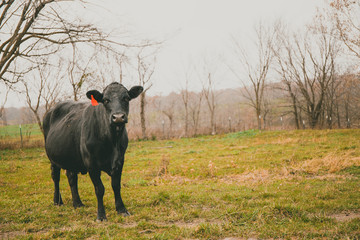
[19,124,23,148]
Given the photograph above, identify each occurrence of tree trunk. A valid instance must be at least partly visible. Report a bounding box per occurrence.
[210,109,215,135]
[290,94,300,129]
[184,104,188,137]
[36,115,44,135]
[169,117,173,138]
[345,101,351,128]
[256,107,261,130]
[336,100,341,128]
[2,110,7,126]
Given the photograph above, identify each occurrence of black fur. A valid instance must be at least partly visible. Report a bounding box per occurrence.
[43,82,143,221]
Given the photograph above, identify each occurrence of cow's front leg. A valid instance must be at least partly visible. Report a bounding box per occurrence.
[89,170,107,221]
[111,173,130,216]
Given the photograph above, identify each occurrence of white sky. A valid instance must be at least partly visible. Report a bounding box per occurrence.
[3,0,327,107]
[97,0,326,94]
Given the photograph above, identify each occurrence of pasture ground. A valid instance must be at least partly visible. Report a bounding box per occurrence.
[0,129,359,239]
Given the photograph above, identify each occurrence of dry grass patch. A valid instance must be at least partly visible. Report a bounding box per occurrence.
[218,169,355,185]
[296,151,360,174]
[274,136,300,145]
[0,136,44,150]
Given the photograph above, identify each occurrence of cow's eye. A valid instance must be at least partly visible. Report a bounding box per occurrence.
[124,97,130,102]
[103,99,110,104]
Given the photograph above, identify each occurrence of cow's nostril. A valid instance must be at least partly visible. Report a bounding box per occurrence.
[112,114,126,123]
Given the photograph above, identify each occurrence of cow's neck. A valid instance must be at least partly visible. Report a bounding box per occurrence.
[110,124,126,143]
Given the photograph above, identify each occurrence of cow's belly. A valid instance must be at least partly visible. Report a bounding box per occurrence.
[80,139,114,174]
[45,124,86,173]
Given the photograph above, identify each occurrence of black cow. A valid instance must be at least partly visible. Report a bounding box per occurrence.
[43,82,143,221]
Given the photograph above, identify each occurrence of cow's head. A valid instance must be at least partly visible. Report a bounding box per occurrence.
[86,83,143,125]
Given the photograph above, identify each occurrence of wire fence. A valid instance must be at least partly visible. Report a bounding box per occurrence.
[0,124,43,149]
[0,124,42,137]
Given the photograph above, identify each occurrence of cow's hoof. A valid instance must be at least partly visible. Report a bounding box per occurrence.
[96,216,107,222]
[118,209,131,217]
[73,202,85,208]
[54,199,63,206]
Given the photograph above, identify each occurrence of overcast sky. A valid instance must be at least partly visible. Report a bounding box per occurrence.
[4,0,327,107]
[96,0,327,94]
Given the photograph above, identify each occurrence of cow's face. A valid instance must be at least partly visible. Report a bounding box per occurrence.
[86,83,143,125]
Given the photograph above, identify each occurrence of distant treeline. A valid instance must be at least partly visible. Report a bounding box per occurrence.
[1,79,359,141]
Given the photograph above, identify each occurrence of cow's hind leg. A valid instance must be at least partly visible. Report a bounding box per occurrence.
[89,171,107,221]
[66,170,84,208]
[51,164,63,205]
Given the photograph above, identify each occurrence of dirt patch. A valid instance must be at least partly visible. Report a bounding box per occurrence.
[0,230,26,239]
[151,175,195,185]
[123,219,225,229]
[329,212,360,222]
[222,238,247,240]
[163,219,224,228]
[222,238,257,240]
[0,223,27,239]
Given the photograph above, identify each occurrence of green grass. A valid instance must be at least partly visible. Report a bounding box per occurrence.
[1,129,360,239]
[0,124,43,150]
[0,123,42,138]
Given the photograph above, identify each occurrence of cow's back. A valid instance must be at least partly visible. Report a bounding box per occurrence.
[44,101,88,173]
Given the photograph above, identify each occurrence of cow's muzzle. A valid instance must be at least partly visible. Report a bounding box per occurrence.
[111,113,127,124]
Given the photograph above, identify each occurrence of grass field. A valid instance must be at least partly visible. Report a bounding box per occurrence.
[0,124,43,150]
[0,124,42,138]
[0,129,360,239]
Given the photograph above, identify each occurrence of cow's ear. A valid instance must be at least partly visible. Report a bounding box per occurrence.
[86,90,103,102]
[128,86,143,100]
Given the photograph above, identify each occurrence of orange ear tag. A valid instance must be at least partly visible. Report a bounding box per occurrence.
[91,95,98,106]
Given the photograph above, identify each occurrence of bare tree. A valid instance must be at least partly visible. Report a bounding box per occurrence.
[66,46,96,101]
[323,74,342,129]
[161,98,176,138]
[89,48,130,91]
[180,87,189,137]
[41,66,62,114]
[22,63,62,134]
[274,17,339,129]
[136,47,157,139]
[116,51,129,84]
[231,22,274,130]
[328,0,360,60]
[0,0,108,85]
[202,73,218,135]
[0,84,11,125]
[189,91,203,136]
[301,22,339,128]
[179,63,194,137]
[262,89,272,130]
[273,23,302,129]
[339,73,360,128]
